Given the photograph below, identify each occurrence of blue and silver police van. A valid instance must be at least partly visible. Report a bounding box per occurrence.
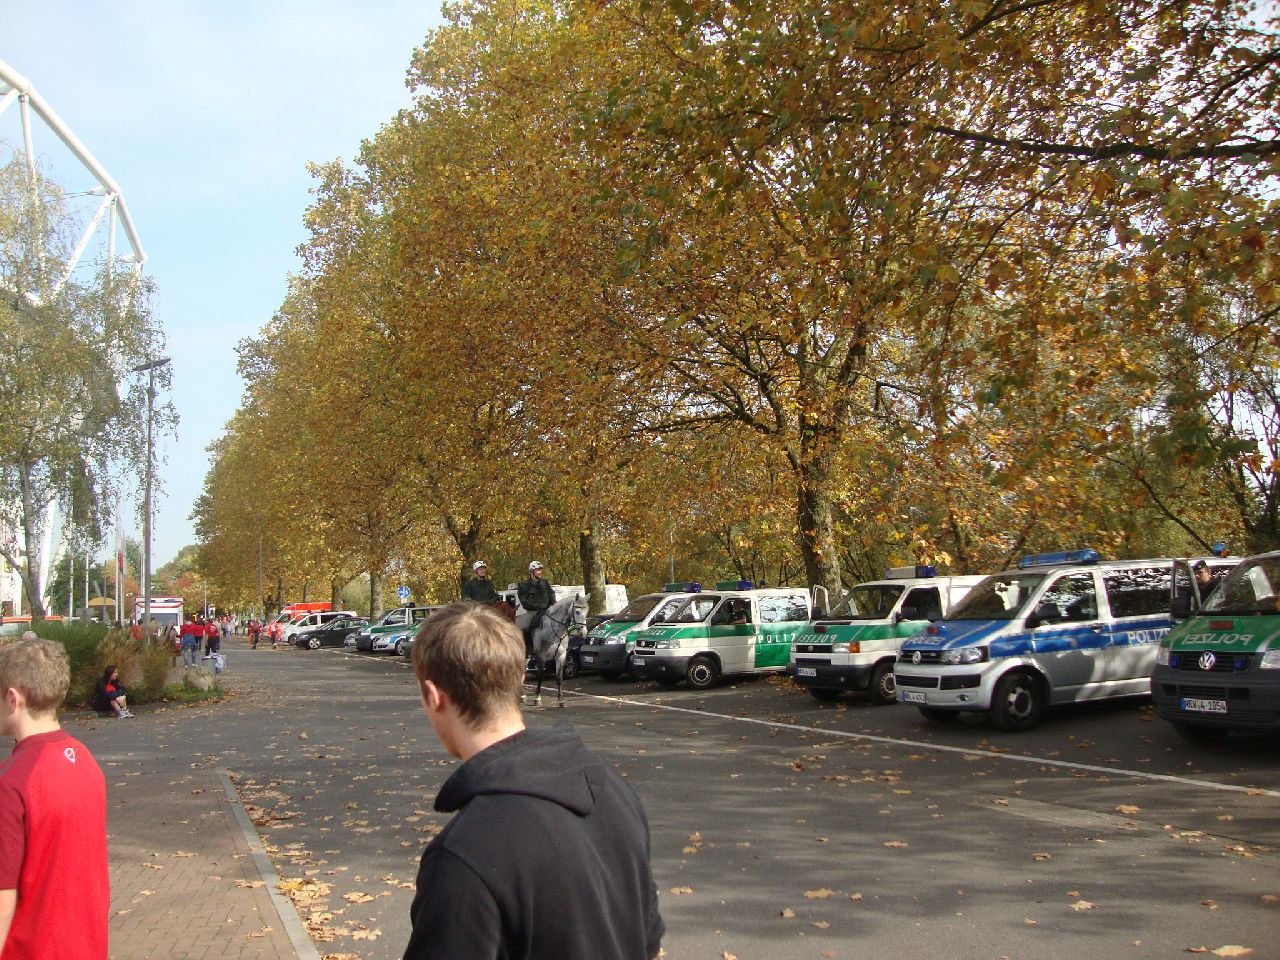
[894,550,1173,731]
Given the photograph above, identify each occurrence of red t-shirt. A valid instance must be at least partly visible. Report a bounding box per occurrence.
[0,730,108,959]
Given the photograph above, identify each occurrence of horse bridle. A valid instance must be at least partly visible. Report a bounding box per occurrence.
[541,602,586,640]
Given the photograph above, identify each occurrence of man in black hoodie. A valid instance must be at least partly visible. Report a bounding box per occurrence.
[405,602,664,960]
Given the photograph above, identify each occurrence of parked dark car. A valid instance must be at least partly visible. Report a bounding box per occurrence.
[293,616,368,650]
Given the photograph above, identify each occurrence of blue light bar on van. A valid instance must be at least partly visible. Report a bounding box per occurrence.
[885,565,936,580]
[663,582,701,593]
[1017,549,1101,568]
[714,580,755,591]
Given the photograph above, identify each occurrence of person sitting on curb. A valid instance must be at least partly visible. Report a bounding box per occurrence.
[91,666,134,718]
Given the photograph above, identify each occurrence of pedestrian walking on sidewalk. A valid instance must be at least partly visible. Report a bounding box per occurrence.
[179,618,200,668]
[403,602,664,960]
[0,637,109,958]
[203,620,220,659]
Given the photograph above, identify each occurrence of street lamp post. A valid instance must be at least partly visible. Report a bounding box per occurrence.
[132,356,169,638]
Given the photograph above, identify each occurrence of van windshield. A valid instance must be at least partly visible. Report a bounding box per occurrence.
[611,595,663,624]
[828,585,903,621]
[1203,556,1280,615]
[947,574,1046,621]
[657,595,721,623]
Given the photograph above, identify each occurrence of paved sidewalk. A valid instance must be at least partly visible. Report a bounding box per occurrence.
[64,644,316,960]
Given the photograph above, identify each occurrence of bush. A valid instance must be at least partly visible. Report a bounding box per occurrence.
[135,643,174,700]
[22,620,112,707]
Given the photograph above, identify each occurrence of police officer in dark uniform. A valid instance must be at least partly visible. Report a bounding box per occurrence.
[463,560,501,604]
[517,561,555,655]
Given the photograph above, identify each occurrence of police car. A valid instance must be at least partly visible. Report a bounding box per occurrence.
[578,587,696,679]
[1152,550,1277,741]
[629,582,811,689]
[895,550,1173,731]
[789,566,984,704]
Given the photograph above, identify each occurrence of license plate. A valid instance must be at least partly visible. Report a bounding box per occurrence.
[795,667,817,678]
[582,654,595,663]
[631,656,643,666]
[902,690,927,704]
[1181,697,1227,714]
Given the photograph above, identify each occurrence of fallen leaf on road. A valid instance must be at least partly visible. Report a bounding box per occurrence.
[1116,805,1140,815]
[849,893,863,902]
[722,952,737,960]
[670,886,694,895]
[350,929,381,941]
[812,921,830,929]
[883,841,909,848]
[1024,919,1038,926]
[805,889,836,899]
[1211,948,1252,957]
[1033,852,1052,861]
[780,908,795,918]
[234,880,264,888]
[343,892,375,904]
[1070,900,1095,911]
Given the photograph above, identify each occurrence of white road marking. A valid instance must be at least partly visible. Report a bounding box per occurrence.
[328,649,1280,799]
[561,688,1280,799]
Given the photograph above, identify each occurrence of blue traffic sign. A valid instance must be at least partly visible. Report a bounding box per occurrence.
[397,586,410,602]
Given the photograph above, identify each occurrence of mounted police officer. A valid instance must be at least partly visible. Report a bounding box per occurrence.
[462,560,501,604]
[516,560,555,655]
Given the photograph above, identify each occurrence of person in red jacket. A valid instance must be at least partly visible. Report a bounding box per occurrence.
[203,619,220,658]
[0,637,109,958]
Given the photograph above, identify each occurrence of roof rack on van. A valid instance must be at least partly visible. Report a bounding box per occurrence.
[885,564,936,579]
[1017,549,1101,569]
[663,582,701,593]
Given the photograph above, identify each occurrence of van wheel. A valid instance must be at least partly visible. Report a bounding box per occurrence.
[1172,722,1229,744]
[990,672,1044,732]
[685,656,720,690]
[868,661,897,705]
[919,706,960,723]
[808,688,841,702]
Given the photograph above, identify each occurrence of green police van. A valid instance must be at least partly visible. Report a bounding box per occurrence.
[789,566,985,704]
[629,582,812,689]
[1153,550,1279,741]
[578,587,696,679]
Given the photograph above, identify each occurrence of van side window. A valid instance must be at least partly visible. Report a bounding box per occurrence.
[1037,573,1098,623]
[902,588,942,621]
[758,595,809,623]
[1103,566,1172,618]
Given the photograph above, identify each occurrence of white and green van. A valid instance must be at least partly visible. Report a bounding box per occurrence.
[789,566,985,704]
[629,582,812,689]
[578,587,696,679]
[1153,550,1277,741]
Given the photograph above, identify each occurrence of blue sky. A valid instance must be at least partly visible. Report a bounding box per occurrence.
[1,0,444,568]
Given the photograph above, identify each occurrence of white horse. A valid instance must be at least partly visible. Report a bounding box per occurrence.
[517,593,586,707]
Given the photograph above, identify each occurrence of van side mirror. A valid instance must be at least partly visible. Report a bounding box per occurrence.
[896,605,919,623]
[1170,593,1193,621]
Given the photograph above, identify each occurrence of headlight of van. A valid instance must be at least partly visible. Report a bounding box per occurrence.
[940,647,987,665]
[656,638,682,649]
[1155,646,1170,666]
[1260,649,1280,669]
[828,642,859,654]
[604,636,626,645]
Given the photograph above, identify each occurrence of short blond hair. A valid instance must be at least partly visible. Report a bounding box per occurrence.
[0,638,70,715]
[412,602,524,726]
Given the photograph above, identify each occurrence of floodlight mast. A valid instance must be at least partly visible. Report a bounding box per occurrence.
[133,357,170,636]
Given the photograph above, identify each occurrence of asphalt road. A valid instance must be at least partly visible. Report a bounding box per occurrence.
[223,645,1279,960]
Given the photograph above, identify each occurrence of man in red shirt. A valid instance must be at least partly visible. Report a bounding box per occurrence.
[0,638,108,959]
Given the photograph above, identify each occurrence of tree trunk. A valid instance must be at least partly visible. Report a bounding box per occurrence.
[330,577,342,610]
[275,572,284,616]
[443,512,483,597]
[579,517,608,616]
[368,570,383,620]
[18,465,47,621]
[794,430,842,604]
[301,579,310,602]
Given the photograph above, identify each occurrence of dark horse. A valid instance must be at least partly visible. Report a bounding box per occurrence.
[516,593,585,707]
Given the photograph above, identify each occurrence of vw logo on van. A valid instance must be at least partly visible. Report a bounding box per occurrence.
[1198,651,1217,671]
[912,651,922,665]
